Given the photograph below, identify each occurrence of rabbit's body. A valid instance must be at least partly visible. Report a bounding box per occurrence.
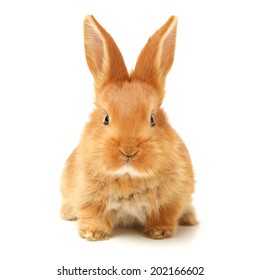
[60,16,198,240]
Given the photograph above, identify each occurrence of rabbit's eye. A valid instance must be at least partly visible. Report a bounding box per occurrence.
[150,114,156,127]
[103,115,109,125]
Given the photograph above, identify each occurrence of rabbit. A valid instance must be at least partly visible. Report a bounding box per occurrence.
[60,15,198,241]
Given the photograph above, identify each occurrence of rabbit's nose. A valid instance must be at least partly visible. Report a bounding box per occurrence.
[119,150,139,158]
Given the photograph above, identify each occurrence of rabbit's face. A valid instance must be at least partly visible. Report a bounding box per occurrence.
[85,81,174,178]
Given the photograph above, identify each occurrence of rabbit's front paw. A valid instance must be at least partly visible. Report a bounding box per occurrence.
[79,227,110,241]
[144,226,174,239]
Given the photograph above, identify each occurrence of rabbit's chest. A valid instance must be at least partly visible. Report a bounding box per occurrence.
[106,192,151,226]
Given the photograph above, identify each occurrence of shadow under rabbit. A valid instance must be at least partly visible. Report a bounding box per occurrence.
[112,224,199,242]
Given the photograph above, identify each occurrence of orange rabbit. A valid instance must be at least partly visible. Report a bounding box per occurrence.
[60,15,198,240]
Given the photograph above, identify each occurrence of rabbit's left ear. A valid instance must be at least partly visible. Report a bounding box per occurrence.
[131,16,178,99]
[84,16,129,92]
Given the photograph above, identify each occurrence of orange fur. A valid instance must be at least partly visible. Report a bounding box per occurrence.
[60,15,198,241]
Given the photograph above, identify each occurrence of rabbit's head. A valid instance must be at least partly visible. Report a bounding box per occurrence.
[81,16,179,178]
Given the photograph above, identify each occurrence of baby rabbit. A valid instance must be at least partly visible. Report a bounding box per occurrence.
[60,15,198,240]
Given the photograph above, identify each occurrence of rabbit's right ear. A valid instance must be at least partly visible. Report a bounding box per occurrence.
[84,16,129,92]
[131,16,178,100]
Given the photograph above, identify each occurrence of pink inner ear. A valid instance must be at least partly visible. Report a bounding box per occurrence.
[85,22,105,74]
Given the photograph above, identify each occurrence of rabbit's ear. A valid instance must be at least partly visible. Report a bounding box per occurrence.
[84,16,129,92]
[131,16,178,98]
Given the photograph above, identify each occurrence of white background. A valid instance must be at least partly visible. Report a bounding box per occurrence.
[0,0,260,279]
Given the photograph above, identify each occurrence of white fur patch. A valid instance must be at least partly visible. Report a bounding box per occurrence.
[115,203,150,226]
[107,195,151,226]
[111,165,147,177]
